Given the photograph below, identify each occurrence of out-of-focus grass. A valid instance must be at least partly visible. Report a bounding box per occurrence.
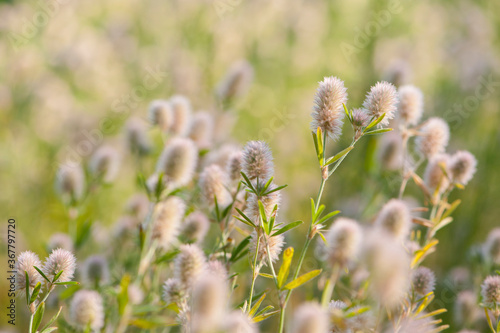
[1,0,499,330]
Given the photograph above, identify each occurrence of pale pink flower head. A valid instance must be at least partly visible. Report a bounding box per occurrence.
[412,266,436,295]
[290,302,329,333]
[16,251,43,293]
[325,217,363,267]
[148,99,173,131]
[449,150,477,185]
[362,81,398,126]
[169,95,192,136]
[89,145,121,183]
[249,232,284,265]
[174,244,206,290]
[199,164,231,207]
[398,85,424,126]
[485,228,500,265]
[69,290,104,330]
[152,196,186,250]
[242,141,274,183]
[188,111,214,149]
[424,154,451,195]
[310,76,348,141]
[43,248,77,283]
[416,117,450,158]
[216,60,254,103]
[374,199,411,241]
[156,138,198,189]
[481,275,500,308]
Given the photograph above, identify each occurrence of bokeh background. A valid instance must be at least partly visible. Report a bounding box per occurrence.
[1,0,499,330]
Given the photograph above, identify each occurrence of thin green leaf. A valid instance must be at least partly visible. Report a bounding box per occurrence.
[234,216,257,229]
[231,236,251,262]
[310,198,315,222]
[365,113,386,131]
[317,210,341,225]
[263,184,288,196]
[313,204,325,223]
[249,293,266,316]
[258,200,269,234]
[25,271,30,306]
[240,172,257,194]
[33,266,50,283]
[324,146,354,166]
[41,307,62,332]
[283,269,322,290]
[316,127,324,164]
[52,270,63,283]
[40,328,57,333]
[234,208,256,226]
[272,221,303,237]
[261,177,274,195]
[312,132,320,162]
[343,103,352,123]
[30,282,42,304]
[317,232,327,244]
[364,128,393,136]
[221,201,234,220]
[252,310,280,323]
[214,195,220,221]
[155,173,164,201]
[154,249,180,264]
[255,305,274,318]
[441,199,461,220]
[259,273,274,279]
[278,247,294,289]
[54,281,80,286]
[32,301,45,333]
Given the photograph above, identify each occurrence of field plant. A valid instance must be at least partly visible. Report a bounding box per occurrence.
[12,70,500,333]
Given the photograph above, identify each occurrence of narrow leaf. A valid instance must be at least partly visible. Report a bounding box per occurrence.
[54,281,80,286]
[41,307,62,332]
[271,221,303,237]
[364,128,393,136]
[324,146,354,166]
[235,208,256,227]
[278,247,294,289]
[365,113,386,130]
[52,270,63,283]
[441,199,461,220]
[25,271,30,306]
[263,184,288,196]
[34,266,50,283]
[30,282,42,304]
[231,236,251,262]
[249,293,266,316]
[283,269,322,290]
[317,210,341,225]
[32,301,45,333]
[252,310,280,323]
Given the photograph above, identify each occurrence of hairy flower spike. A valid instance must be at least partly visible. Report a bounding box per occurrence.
[223,311,258,333]
[249,232,284,265]
[43,248,77,283]
[81,255,110,287]
[47,233,73,252]
[424,154,451,195]
[325,217,362,267]
[216,60,254,103]
[89,145,121,182]
[362,81,398,126]
[16,251,43,294]
[481,275,500,308]
[485,228,500,265]
[226,151,243,182]
[125,116,151,155]
[169,95,192,136]
[412,266,436,295]
[188,112,214,149]
[56,163,85,201]
[398,85,424,126]
[174,244,206,290]
[449,150,477,185]
[290,302,329,333]
[181,211,210,244]
[190,274,228,333]
[148,99,173,131]
[152,196,186,249]
[242,141,274,183]
[351,108,370,131]
[156,138,198,189]
[416,117,450,158]
[163,278,184,304]
[374,199,411,240]
[199,164,232,207]
[310,76,347,141]
[69,290,104,330]
[245,186,281,224]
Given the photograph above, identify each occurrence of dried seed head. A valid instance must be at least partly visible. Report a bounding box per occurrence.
[249,232,284,265]
[374,199,411,240]
[222,311,258,333]
[245,187,281,224]
[449,150,477,185]
[56,163,85,201]
[43,248,77,283]
[125,193,149,221]
[216,60,254,103]
[16,251,43,293]
[424,154,451,194]
[378,131,403,171]
[188,112,214,149]
[156,138,198,188]
[351,108,370,131]
[69,290,104,330]
[89,145,121,182]
[398,85,424,126]
[290,302,329,333]
[81,255,110,287]
[362,81,398,126]
[174,244,206,289]
[226,151,243,182]
[181,211,210,244]
[169,95,192,136]
[148,99,173,131]
[125,116,151,155]
[325,217,363,267]
[206,260,228,281]
[190,274,228,333]
[412,266,436,295]
[416,118,450,158]
[199,164,232,207]
[481,275,500,307]
[47,233,73,252]
[128,284,144,305]
[310,76,348,141]
[152,197,186,249]
[163,278,184,304]
[242,141,274,183]
[454,291,480,326]
[363,230,411,308]
[485,228,500,265]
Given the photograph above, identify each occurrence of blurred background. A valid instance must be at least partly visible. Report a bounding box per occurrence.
[1,0,499,330]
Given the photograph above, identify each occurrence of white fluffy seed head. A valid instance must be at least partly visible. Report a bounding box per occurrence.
[206,260,229,281]
[378,131,403,171]
[148,99,173,131]
[416,117,450,158]
[152,196,186,249]
[43,248,77,283]
[310,76,348,141]
[125,116,151,155]
[188,112,214,149]
[290,302,329,333]
[245,186,281,224]
[81,255,110,287]
[485,228,500,265]
[199,164,232,207]
[216,60,254,103]
[56,163,85,201]
[249,232,284,265]
[398,85,424,126]
[16,251,43,293]
[412,266,436,295]
[89,145,121,182]
[226,151,243,182]
[481,275,500,307]
[169,95,192,136]
[190,274,228,333]
[449,150,477,185]
[174,244,206,290]
[163,278,184,304]
[362,81,398,126]
[69,290,104,330]
[242,141,274,184]
[47,233,73,252]
[181,211,210,244]
[222,311,258,333]
[363,230,411,308]
[424,154,451,195]
[374,199,411,240]
[325,217,363,267]
[156,138,198,189]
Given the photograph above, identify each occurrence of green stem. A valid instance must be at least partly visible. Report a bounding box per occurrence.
[321,264,340,308]
[247,233,261,313]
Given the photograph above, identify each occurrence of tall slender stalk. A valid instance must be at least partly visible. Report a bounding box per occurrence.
[247,232,261,312]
